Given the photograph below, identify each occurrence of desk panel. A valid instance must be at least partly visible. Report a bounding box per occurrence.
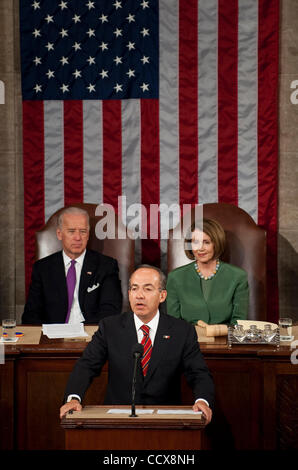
[16,356,108,450]
[0,353,17,449]
[1,328,297,450]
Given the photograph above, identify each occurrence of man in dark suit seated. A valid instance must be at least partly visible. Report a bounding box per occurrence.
[60,265,214,423]
[22,206,122,325]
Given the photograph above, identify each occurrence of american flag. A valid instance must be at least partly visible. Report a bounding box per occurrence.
[20,0,279,322]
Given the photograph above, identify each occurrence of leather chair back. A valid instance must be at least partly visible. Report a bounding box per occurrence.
[35,203,135,312]
[167,203,266,321]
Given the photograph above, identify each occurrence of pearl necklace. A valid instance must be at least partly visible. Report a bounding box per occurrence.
[195,260,220,280]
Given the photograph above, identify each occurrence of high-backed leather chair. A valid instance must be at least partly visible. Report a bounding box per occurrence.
[167,203,266,321]
[35,203,135,312]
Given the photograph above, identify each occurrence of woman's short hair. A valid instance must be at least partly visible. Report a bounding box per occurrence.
[184,218,226,260]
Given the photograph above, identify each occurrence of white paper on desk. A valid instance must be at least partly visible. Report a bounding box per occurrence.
[42,323,88,339]
[107,408,154,414]
[157,409,202,415]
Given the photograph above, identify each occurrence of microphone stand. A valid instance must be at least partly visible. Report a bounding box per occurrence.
[130,344,143,418]
[130,353,139,417]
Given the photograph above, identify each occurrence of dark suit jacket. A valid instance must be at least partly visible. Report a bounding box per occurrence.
[22,249,122,324]
[64,311,214,407]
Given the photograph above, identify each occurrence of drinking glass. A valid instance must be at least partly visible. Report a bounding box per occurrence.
[278,318,293,341]
[2,319,16,342]
[246,324,261,342]
[233,324,246,342]
[263,324,276,343]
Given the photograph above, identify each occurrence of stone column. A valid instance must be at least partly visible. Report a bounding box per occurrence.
[0,0,24,322]
[278,0,298,321]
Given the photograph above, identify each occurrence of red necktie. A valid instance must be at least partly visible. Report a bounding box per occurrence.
[140,324,152,376]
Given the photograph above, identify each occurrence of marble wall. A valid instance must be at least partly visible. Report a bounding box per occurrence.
[0,0,24,322]
[278,0,298,321]
[0,1,297,323]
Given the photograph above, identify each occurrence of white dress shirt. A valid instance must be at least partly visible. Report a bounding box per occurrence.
[134,310,160,346]
[62,250,86,324]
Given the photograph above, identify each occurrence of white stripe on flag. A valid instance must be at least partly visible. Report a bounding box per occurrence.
[83,100,103,204]
[44,100,64,221]
[159,0,180,271]
[198,0,218,204]
[237,0,259,221]
[159,0,179,209]
[121,99,142,266]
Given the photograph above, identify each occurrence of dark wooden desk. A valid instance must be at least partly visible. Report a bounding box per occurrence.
[62,405,207,450]
[1,329,297,450]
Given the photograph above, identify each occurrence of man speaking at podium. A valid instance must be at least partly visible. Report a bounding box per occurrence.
[60,265,214,424]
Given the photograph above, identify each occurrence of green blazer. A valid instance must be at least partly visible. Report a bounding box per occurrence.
[166,261,249,325]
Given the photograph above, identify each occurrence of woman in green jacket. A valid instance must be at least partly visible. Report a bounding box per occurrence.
[166,218,249,325]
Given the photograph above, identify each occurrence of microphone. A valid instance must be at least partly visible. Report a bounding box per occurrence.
[130,343,144,418]
[132,343,144,358]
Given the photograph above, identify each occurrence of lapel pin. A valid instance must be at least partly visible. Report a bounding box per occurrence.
[87,271,92,275]
[163,335,170,339]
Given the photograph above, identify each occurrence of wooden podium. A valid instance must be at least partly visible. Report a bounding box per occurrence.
[61,405,208,450]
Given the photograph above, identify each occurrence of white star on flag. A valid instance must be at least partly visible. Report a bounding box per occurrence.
[86,28,95,38]
[73,69,81,78]
[141,28,150,37]
[140,83,149,92]
[60,56,69,65]
[99,42,108,51]
[72,42,81,51]
[60,84,69,93]
[99,69,108,79]
[114,56,122,65]
[59,29,68,38]
[32,29,41,38]
[33,57,41,66]
[114,83,123,93]
[141,56,150,64]
[46,70,55,79]
[32,1,40,10]
[114,28,122,37]
[45,15,53,23]
[59,1,68,10]
[126,14,135,23]
[86,1,95,9]
[99,14,108,23]
[87,83,96,93]
[34,84,42,93]
[126,69,135,78]
[45,42,54,51]
[140,0,149,9]
[87,56,96,65]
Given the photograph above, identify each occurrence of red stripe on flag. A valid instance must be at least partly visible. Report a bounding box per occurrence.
[23,101,45,294]
[102,100,122,208]
[140,99,160,266]
[258,0,279,322]
[179,0,198,205]
[217,0,238,204]
[64,100,84,205]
